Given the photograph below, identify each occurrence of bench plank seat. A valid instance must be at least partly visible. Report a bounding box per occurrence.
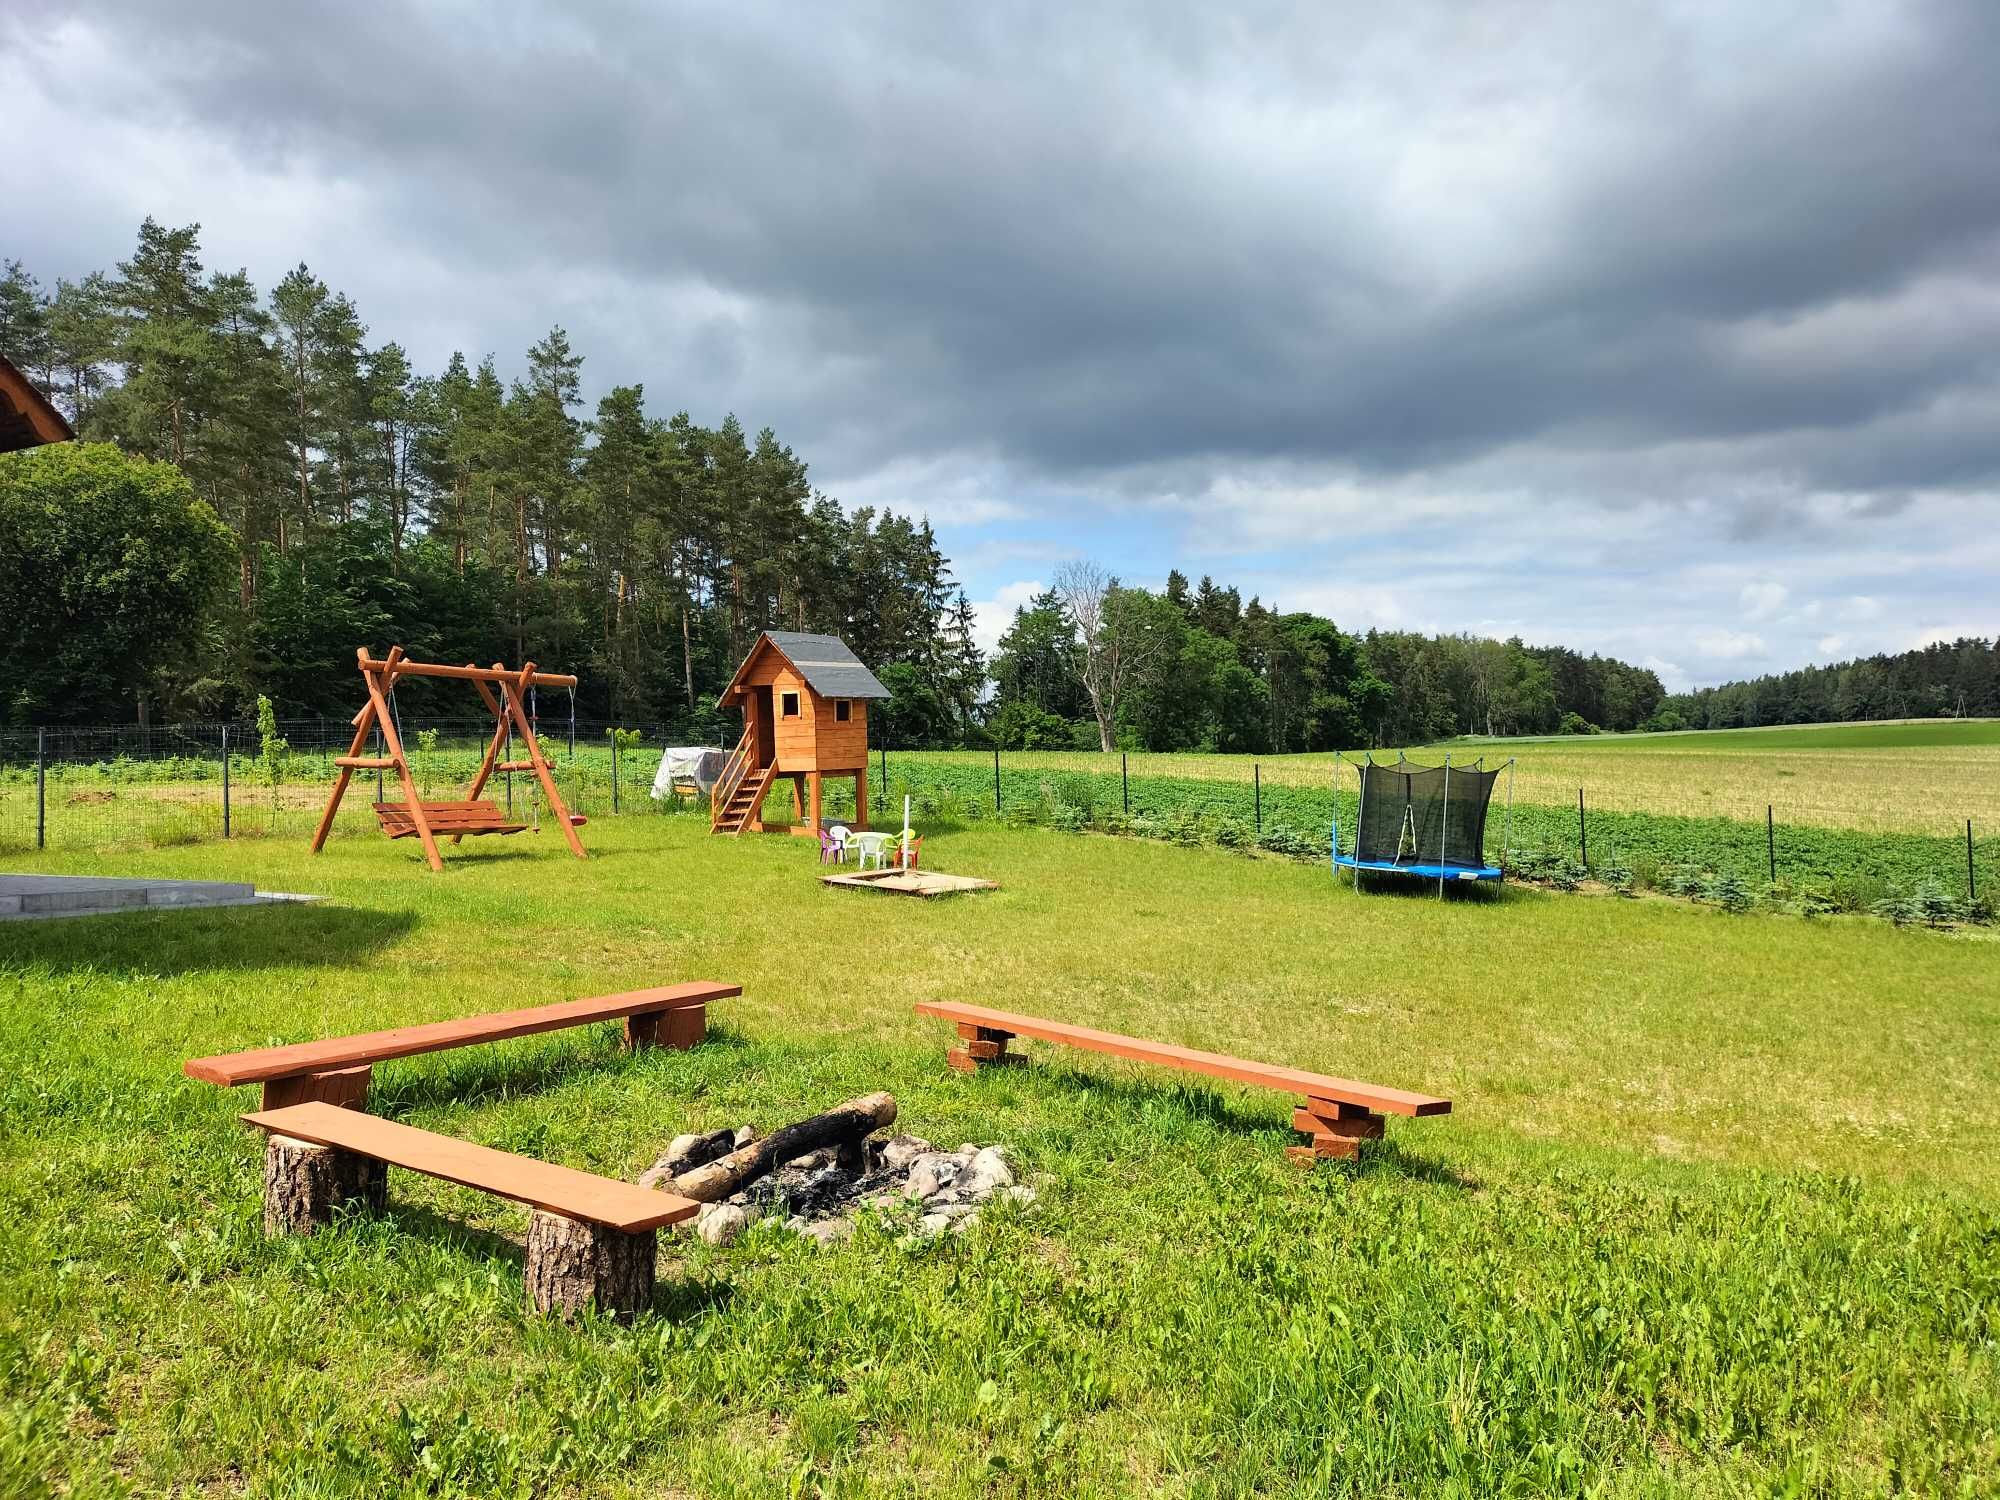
[374,799,526,837]
[244,1101,697,1232]
[915,1001,1449,1117]
[187,980,739,1088]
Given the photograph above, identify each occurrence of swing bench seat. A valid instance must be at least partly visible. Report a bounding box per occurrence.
[373,799,527,838]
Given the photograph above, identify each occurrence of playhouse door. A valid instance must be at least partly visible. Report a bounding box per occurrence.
[754,685,776,766]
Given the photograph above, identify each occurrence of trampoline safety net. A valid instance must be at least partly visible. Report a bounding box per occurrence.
[1353,758,1500,870]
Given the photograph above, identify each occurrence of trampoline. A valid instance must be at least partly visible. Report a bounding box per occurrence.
[1331,752,1515,892]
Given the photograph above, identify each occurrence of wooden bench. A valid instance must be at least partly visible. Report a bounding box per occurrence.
[914,1000,1450,1163]
[186,980,740,1110]
[245,1101,697,1320]
[374,798,527,839]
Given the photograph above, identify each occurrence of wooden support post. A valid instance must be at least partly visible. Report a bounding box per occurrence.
[261,1065,373,1112]
[524,1211,655,1322]
[496,663,586,860]
[624,1005,706,1052]
[459,669,513,845]
[808,771,823,834]
[854,762,868,831]
[261,1134,387,1234]
[947,1022,1018,1073]
[362,647,444,872]
[311,682,381,854]
[1286,1097,1386,1164]
[661,1006,705,1050]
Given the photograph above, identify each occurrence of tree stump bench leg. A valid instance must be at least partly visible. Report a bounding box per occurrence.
[948,1023,1018,1073]
[1286,1098,1386,1164]
[262,1133,388,1234]
[524,1210,655,1322]
[625,1005,705,1052]
[261,1065,373,1112]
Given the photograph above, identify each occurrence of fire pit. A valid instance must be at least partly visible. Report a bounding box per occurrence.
[637,1092,1033,1248]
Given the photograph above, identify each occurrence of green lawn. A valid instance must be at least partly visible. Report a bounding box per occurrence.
[3,818,1997,1496]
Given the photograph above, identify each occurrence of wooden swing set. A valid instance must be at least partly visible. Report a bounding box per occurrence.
[310,647,589,872]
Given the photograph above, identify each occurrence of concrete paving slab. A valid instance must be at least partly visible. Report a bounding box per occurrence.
[0,874,315,921]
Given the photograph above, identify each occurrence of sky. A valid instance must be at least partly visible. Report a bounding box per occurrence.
[4,1,1996,691]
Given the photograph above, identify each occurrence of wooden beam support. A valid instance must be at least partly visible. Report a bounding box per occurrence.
[495,661,586,860]
[357,653,578,689]
[262,1065,373,1112]
[361,646,443,871]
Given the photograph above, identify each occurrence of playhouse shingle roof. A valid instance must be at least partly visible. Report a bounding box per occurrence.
[760,632,892,700]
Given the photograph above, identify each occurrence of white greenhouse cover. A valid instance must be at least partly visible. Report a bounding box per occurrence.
[651,746,728,799]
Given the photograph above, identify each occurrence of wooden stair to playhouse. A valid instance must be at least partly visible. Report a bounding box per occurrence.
[711,748,774,835]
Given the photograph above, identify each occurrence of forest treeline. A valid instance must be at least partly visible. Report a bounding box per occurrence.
[1653,640,2000,730]
[3,223,1993,747]
[0,223,983,734]
[985,570,1667,752]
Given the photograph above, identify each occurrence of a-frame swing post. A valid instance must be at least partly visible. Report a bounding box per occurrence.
[455,668,513,846]
[362,647,445,872]
[310,686,381,854]
[496,663,587,860]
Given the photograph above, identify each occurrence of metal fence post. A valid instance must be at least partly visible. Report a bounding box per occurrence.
[1122,752,1129,814]
[1254,763,1262,834]
[611,736,620,815]
[1577,787,1587,870]
[221,726,231,838]
[35,728,46,852]
[993,746,1002,812]
[1766,805,1775,884]
[1971,819,1979,901]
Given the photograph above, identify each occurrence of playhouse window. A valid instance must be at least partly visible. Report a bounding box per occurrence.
[835,699,852,722]
[781,691,800,717]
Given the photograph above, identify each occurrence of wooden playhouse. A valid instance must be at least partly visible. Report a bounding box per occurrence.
[712,632,891,835]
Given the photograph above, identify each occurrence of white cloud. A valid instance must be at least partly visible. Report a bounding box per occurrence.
[1816,635,1845,656]
[1908,623,1993,650]
[967,580,1047,657]
[1693,630,1767,661]
[1739,581,1789,620]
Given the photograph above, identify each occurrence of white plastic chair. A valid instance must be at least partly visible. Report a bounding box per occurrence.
[829,824,852,864]
[850,831,891,869]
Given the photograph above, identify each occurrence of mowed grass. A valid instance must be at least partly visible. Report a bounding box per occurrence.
[3,818,1997,1496]
[899,718,2000,836]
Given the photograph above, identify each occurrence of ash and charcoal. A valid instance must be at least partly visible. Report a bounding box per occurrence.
[641,1128,1035,1250]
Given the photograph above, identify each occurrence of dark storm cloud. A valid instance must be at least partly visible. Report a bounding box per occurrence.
[11,0,2000,502]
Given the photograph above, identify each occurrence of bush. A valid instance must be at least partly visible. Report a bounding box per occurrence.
[1256,824,1319,859]
[1211,817,1253,851]
[1711,872,1753,913]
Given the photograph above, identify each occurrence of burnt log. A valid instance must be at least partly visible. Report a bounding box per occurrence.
[669,1092,897,1203]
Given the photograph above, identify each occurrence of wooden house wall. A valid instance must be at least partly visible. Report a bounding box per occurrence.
[772,666,817,770]
[815,700,868,769]
[731,638,872,775]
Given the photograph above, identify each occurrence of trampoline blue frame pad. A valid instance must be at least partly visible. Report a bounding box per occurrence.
[1332,855,1502,881]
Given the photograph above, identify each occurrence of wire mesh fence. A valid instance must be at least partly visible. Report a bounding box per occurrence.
[0,718,732,856]
[2,729,1993,910]
[862,748,1997,908]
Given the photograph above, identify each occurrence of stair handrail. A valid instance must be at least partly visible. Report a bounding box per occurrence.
[710,723,755,830]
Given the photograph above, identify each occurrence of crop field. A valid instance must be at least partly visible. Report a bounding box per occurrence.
[879,760,1999,906]
[888,718,2000,837]
[3,816,1997,1495]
